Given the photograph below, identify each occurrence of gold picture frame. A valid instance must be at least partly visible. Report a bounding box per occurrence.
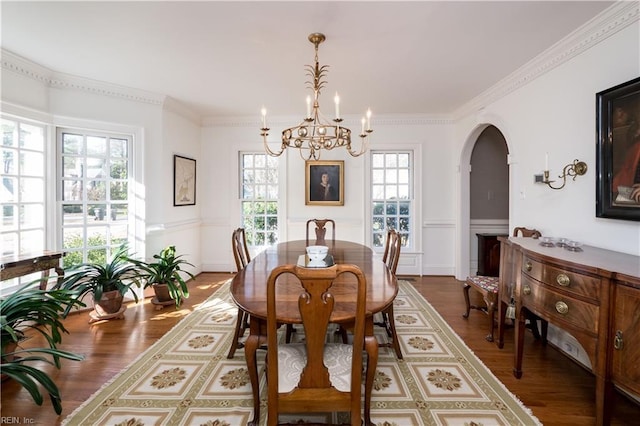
[305,160,344,206]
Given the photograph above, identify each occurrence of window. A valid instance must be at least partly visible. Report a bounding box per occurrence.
[371,151,412,249]
[1,118,46,257]
[1,118,47,288]
[58,128,132,268]
[240,153,279,248]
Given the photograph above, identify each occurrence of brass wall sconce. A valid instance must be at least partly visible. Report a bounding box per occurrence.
[535,158,588,190]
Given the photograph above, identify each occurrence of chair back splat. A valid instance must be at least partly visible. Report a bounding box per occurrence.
[513,227,541,239]
[266,264,366,426]
[231,227,251,271]
[306,218,336,246]
[382,229,401,275]
[376,229,403,358]
[227,228,251,359]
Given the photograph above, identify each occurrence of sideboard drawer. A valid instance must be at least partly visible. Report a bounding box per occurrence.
[522,255,543,280]
[522,256,600,301]
[521,274,599,335]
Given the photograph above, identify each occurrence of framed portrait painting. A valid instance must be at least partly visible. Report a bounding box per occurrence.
[173,155,196,206]
[596,76,640,221]
[306,160,344,206]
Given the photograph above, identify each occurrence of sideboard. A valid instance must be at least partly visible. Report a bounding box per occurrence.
[496,237,640,425]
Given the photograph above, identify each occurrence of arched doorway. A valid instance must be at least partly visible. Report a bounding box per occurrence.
[456,123,511,280]
[469,126,509,275]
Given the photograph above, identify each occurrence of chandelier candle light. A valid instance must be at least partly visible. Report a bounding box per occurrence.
[535,152,588,190]
[261,33,373,160]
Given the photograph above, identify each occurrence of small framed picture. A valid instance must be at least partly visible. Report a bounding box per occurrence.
[173,155,196,206]
[305,160,344,206]
[596,76,640,221]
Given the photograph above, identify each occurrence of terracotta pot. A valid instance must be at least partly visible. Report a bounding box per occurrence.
[94,290,124,316]
[153,283,172,303]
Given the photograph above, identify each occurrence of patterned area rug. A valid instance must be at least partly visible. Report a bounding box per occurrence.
[62,280,541,426]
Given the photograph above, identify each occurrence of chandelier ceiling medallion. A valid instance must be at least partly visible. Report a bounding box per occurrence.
[261,33,373,161]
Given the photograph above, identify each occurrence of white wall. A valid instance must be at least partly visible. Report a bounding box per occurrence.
[2,2,638,281]
[455,20,640,259]
[200,116,457,275]
[0,58,203,279]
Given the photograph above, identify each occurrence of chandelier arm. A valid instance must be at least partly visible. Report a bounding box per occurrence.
[262,130,288,158]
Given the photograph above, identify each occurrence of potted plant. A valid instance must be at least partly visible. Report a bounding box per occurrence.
[128,245,195,308]
[1,283,85,414]
[56,244,143,318]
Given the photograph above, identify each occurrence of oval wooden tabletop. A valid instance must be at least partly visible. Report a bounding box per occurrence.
[230,240,398,323]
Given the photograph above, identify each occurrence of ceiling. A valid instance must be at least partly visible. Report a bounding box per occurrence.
[1,1,615,120]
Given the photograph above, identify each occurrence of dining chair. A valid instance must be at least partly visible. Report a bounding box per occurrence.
[265,263,367,426]
[463,226,546,342]
[306,218,336,246]
[375,229,403,359]
[227,227,251,358]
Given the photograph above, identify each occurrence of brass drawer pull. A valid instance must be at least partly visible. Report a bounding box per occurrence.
[555,301,569,314]
[614,330,624,350]
[525,261,532,272]
[556,273,570,287]
[523,284,531,295]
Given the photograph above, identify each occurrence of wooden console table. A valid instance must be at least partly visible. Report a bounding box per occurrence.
[0,251,66,289]
[497,237,640,425]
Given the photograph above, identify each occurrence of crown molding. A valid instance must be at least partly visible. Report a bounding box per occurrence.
[454,1,640,120]
[202,113,453,128]
[163,96,202,125]
[2,48,165,106]
[3,1,637,127]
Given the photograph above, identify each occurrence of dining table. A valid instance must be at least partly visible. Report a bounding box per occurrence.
[230,239,398,426]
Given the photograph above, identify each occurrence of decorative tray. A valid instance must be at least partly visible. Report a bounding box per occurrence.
[297,254,335,268]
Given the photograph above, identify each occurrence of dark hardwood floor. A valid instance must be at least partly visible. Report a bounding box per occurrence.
[1,273,639,425]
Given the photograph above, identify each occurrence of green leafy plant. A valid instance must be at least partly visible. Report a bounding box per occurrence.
[1,284,85,414]
[56,244,143,316]
[128,245,195,307]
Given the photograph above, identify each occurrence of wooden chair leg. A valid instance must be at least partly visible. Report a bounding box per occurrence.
[337,325,348,344]
[227,309,247,358]
[385,305,403,359]
[497,300,507,349]
[285,324,296,343]
[462,284,472,318]
[541,319,549,345]
[486,299,496,342]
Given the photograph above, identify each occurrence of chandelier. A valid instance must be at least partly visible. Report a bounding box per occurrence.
[261,33,373,161]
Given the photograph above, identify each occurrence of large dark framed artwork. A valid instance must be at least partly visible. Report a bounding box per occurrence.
[596,76,640,221]
[306,160,344,206]
[173,155,196,206]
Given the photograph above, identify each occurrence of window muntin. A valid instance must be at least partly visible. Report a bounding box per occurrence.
[59,128,131,268]
[1,118,47,293]
[240,153,279,248]
[371,151,412,249]
[1,118,46,257]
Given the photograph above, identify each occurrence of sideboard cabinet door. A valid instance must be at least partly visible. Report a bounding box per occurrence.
[611,282,640,397]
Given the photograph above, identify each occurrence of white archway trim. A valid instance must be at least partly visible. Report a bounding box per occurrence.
[455,111,514,280]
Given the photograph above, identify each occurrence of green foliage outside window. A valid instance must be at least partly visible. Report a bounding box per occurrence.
[62,233,108,268]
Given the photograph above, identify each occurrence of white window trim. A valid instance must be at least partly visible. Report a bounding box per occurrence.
[364,142,422,255]
[232,144,288,254]
[53,116,144,258]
